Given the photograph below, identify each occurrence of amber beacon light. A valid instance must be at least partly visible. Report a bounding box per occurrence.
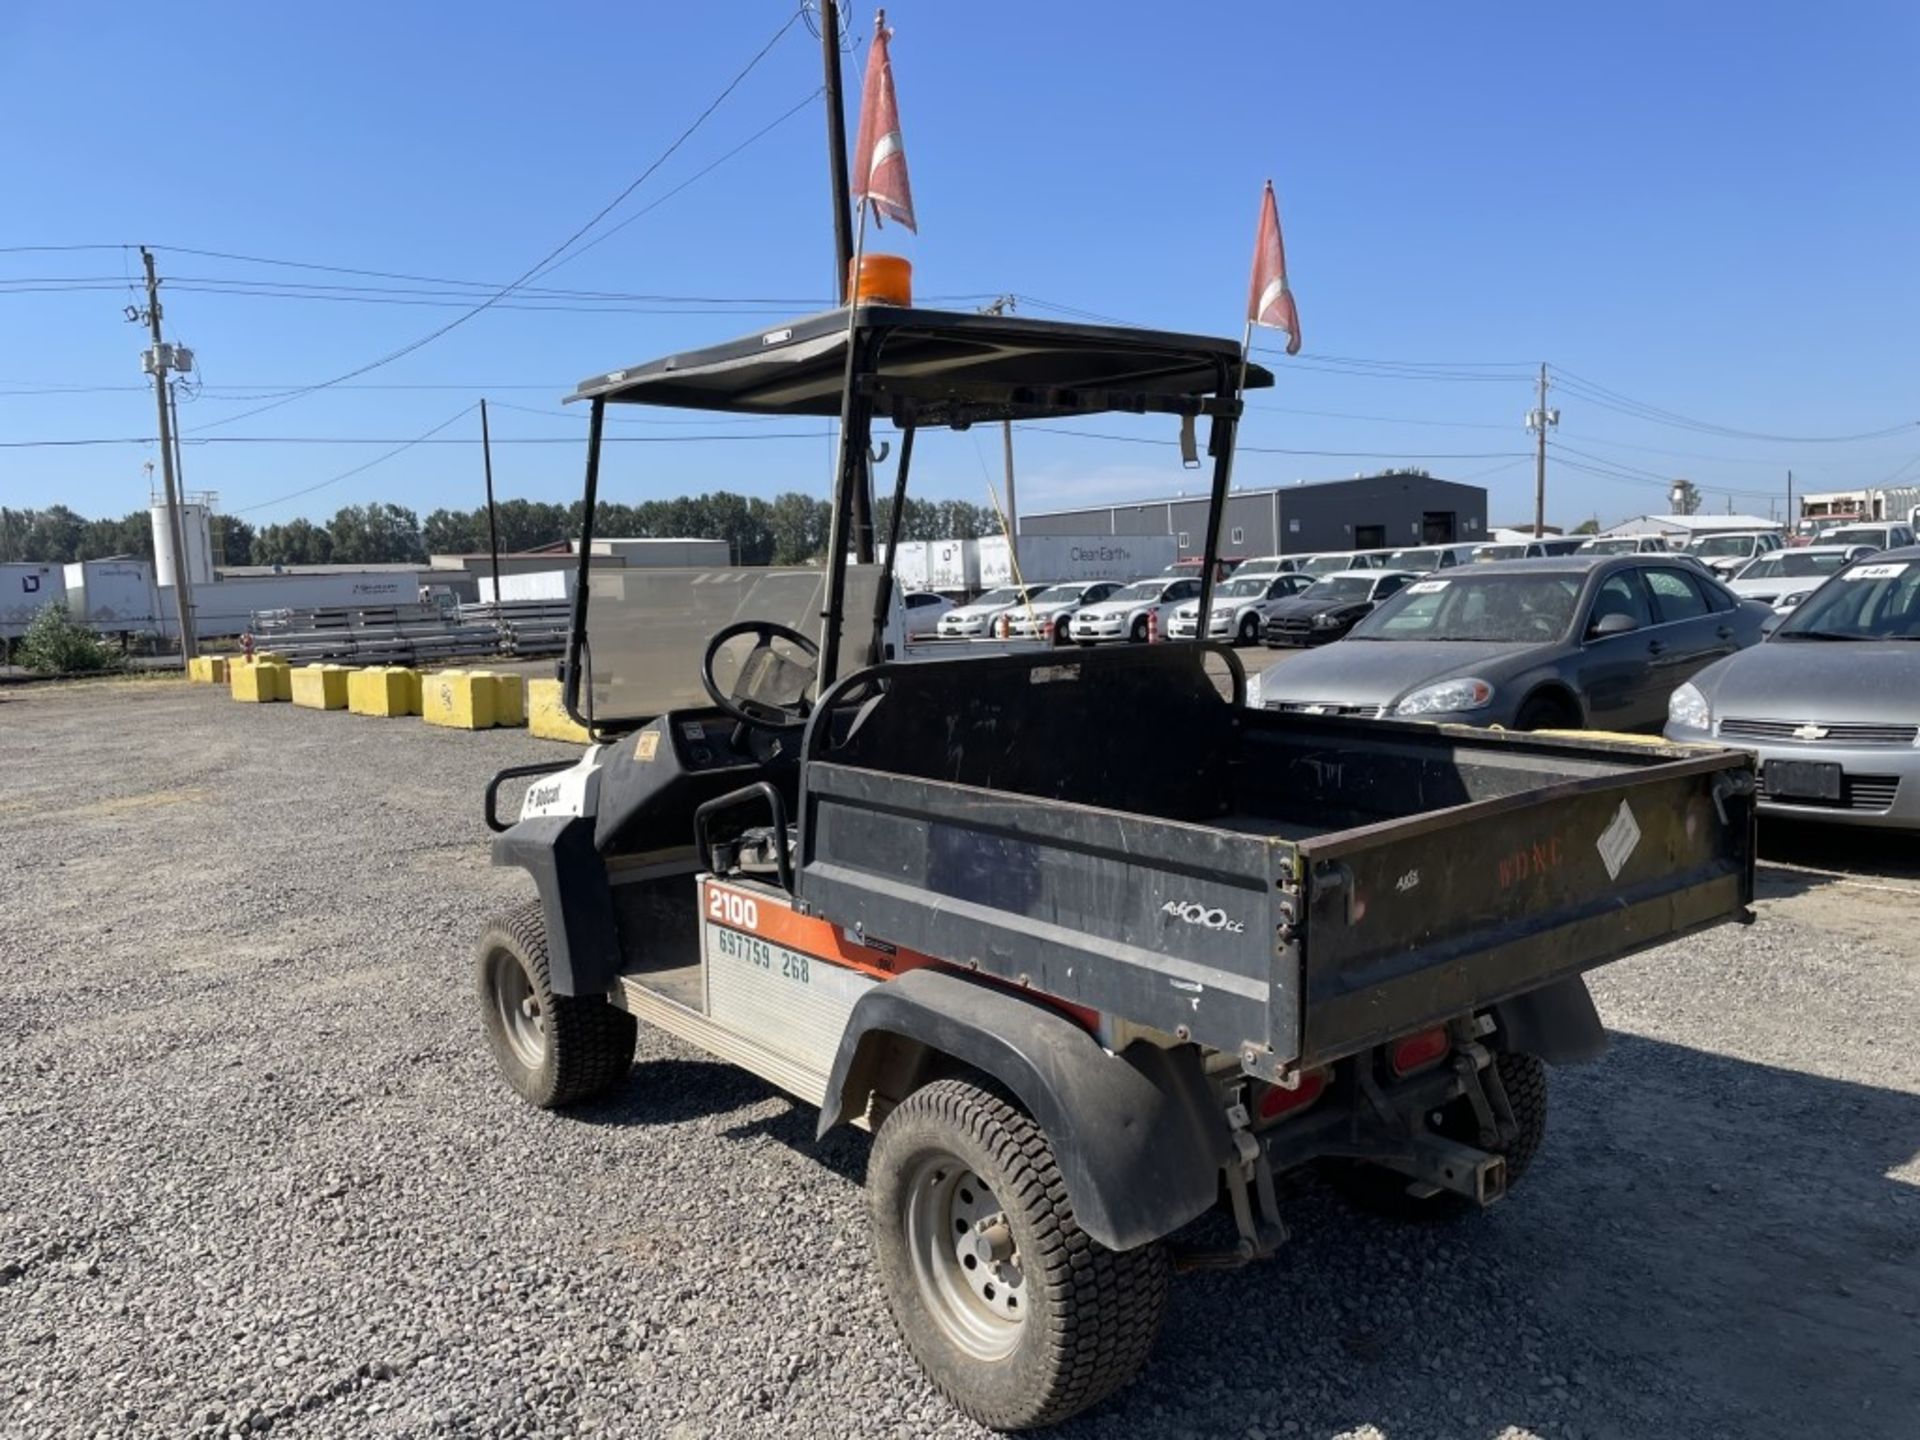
[850,253,913,306]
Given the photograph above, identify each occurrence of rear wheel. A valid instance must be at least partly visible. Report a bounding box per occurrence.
[476,900,636,1108]
[1129,616,1149,644]
[1513,693,1580,731]
[868,1079,1170,1430]
[1328,1051,1548,1220]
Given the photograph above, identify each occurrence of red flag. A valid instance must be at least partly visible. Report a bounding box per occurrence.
[1246,180,1301,355]
[852,11,916,232]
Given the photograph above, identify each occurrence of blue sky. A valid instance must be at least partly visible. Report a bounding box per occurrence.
[4,0,1917,531]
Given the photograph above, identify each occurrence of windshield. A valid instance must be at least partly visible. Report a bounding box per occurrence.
[1774,559,1920,639]
[1386,548,1442,569]
[1299,554,1355,577]
[1352,573,1580,642]
[1822,527,1885,546]
[1581,538,1647,555]
[1033,584,1092,603]
[1743,551,1852,580]
[1475,544,1528,562]
[1690,535,1759,556]
[1113,580,1166,601]
[1305,575,1376,602]
[1214,576,1269,599]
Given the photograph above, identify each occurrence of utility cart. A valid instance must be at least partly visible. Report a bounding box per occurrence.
[476,303,1757,1430]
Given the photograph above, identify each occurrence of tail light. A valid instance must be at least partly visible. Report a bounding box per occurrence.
[1390,1027,1450,1076]
[1255,1068,1326,1121]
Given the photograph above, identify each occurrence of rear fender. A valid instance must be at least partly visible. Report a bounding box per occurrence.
[1490,974,1607,1065]
[819,968,1233,1251]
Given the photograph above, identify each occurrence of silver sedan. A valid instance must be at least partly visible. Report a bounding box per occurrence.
[1666,546,1920,829]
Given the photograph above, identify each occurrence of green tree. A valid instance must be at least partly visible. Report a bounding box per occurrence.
[251,518,334,566]
[767,492,832,564]
[1671,479,1703,517]
[211,514,254,566]
[1572,517,1601,535]
[326,503,425,563]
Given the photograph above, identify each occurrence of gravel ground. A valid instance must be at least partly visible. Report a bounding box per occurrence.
[2,679,1916,1440]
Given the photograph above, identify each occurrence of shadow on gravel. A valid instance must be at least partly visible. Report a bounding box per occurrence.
[721,1099,870,1187]
[1759,817,1920,884]
[571,1057,779,1127]
[1057,1032,1920,1440]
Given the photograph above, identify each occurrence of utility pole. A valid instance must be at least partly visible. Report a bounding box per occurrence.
[139,247,198,661]
[481,398,502,630]
[980,296,1019,537]
[1525,363,1558,539]
[817,0,855,302]
[1785,469,1794,537]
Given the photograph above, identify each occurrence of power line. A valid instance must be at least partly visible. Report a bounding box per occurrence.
[229,404,479,513]
[1,430,834,450]
[186,6,807,435]
[1552,366,1918,444]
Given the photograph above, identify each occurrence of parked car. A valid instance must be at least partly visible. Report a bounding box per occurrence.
[1232,553,1313,576]
[1245,555,1771,730]
[1261,570,1420,647]
[1069,576,1202,643]
[1726,545,1873,611]
[1666,545,1920,829]
[900,591,955,637]
[1577,535,1671,555]
[1472,538,1585,562]
[1295,550,1390,578]
[934,583,1047,638]
[1816,522,1917,553]
[1166,572,1314,642]
[1161,557,1240,582]
[1683,530,1783,578]
[1002,580,1123,643]
[1383,543,1478,572]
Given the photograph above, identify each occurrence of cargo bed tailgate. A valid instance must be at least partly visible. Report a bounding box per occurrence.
[1293,746,1755,1068]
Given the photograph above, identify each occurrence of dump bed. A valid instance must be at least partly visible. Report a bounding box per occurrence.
[793,646,1755,1080]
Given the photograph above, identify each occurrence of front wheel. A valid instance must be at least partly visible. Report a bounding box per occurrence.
[1053,615,1071,646]
[1237,614,1260,646]
[476,900,636,1108]
[1513,693,1580,731]
[868,1079,1170,1430]
[1129,616,1149,644]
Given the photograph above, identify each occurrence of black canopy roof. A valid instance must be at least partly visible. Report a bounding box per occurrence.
[569,305,1272,423]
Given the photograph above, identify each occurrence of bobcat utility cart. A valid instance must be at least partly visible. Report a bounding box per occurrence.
[477,303,1756,1430]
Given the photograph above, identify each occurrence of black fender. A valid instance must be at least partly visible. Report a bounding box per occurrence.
[1491,974,1607,1065]
[489,817,618,997]
[818,968,1233,1252]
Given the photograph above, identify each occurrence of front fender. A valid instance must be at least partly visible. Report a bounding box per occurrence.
[819,969,1233,1252]
[490,816,617,997]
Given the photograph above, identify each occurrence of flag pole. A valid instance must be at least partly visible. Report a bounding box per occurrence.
[818,194,872,689]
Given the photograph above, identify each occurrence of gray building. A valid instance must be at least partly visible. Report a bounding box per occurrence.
[1021,474,1488,559]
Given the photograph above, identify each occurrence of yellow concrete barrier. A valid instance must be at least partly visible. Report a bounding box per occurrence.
[347,666,416,718]
[528,678,592,744]
[229,659,291,703]
[423,669,495,730]
[188,656,230,684]
[292,664,350,711]
[476,671,525,728]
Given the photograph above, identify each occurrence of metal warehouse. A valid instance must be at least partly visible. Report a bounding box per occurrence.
[1020,473,1489,558]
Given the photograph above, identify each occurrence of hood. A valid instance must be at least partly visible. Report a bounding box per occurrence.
[1077,597,1153,619]
[1690,640,1920,724]
[945,600,1015,620]
[1254,639,1540,707]
[1267,593,1369,620]
[1729,575,1821,599]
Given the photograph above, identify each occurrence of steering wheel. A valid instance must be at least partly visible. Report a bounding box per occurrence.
[700,620,821,733]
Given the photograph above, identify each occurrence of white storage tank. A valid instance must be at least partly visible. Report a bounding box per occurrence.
[62,560,159,633]
[151,501,216,590]
[1,563,67,639]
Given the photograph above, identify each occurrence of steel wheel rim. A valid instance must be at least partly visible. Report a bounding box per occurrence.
[903,1154,1026,1361]
[489,950,545,1070]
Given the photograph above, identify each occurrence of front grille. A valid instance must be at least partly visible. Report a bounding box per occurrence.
[1274,701,1388,719]
[1722,718,1919,745]
[1756,771,1901,812]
